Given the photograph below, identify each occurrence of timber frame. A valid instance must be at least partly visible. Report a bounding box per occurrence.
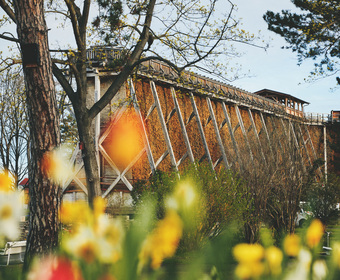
[62,54,329,199]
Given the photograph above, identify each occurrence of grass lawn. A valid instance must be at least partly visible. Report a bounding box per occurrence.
[0,264,22,280]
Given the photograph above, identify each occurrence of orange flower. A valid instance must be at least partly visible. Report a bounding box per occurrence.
[40,145,74,184]
[102,109,144,170]
[306,219,324,248]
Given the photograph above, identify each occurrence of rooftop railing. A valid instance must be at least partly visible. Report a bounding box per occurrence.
[86,47,331,124]
[303,112,330,125]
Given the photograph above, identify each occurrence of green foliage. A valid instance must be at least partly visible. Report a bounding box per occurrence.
[131,170,176,220]
[0,264,22,280]
[306,173,340,225]
[264,0,340,84]
[131,163,248,251]
[95,0,123,44]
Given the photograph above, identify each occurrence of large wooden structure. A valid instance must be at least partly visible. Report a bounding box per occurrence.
[62,47,329,204]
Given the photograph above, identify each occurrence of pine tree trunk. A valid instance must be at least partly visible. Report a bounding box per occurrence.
[13,0,61,271]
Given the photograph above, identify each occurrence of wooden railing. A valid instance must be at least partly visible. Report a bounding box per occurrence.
[86,47,330,123]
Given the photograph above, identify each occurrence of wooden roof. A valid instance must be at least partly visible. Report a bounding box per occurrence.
[254,89,310,105]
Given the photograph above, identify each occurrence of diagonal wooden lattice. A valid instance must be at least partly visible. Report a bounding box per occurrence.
[63,76,325,196]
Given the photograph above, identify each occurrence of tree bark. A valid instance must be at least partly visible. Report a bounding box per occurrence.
[12,0,61,271]
[75,108,102,206]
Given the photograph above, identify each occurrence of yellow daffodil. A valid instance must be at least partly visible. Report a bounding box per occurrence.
[265,246,283,275]
[63,226,99,263]
[0,170,13,192]
[0,192,23,240]
[235,262,264,280]
[233,243,264,264]
[95,215,123,263]
[233,243,265,279]
[139,210,183,269]
[284,234,300,257]
[174,181,196,208]
[306,219,324,248]
[94,197,106,219]
[60,201,90,226]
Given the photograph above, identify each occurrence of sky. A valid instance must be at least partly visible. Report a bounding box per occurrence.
[0,0,338,114]
[230,0,339,114]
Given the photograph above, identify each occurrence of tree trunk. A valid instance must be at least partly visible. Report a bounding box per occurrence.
[75,108,102,207]
[13,0,61,271]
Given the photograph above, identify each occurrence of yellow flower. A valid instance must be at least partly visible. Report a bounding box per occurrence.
[284,234,300,257]
[235,262,264,280]
[265,246,283,275]
[233,243,264,264]
[0,171,13,192]
[63,226,99,263]
[233,243,265,279]
[306,219,324,248]
[174,181,196,208]
[0,192,23,240]
[139,211,183,269]
[94,197,106,219]
[96,216,123,263]
[332,242,340,267]
[60,201,90,225]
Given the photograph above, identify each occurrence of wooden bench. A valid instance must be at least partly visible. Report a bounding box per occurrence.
[0,241,26,265]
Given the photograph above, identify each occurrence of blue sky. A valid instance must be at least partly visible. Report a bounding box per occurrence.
[230,0,339,114]
[1,0,338,114]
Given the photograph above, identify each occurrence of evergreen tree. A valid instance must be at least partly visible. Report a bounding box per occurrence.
[264,0,340,85]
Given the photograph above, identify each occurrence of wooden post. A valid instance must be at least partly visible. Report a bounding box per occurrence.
[94,70,101,177]
[324,125,328,182]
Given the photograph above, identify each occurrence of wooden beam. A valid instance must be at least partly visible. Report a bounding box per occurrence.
[171,87,195,164]
[235,105,254,167]
[221,102,243,171]
[189,92,214,170]
[129,79,156,174]
[206,97,229,169]
[248,109,266,165]
[150,81,178,171]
